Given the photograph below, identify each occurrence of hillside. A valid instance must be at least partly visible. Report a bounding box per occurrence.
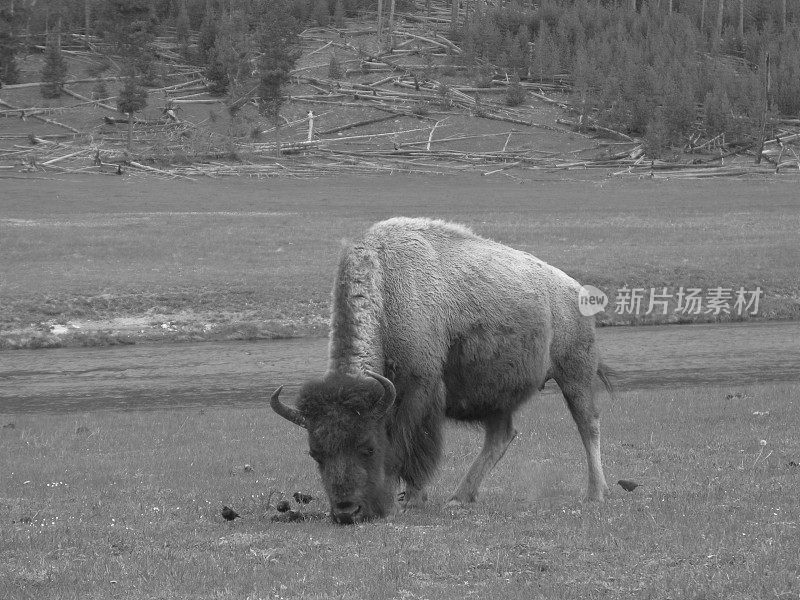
[4,3,797,179]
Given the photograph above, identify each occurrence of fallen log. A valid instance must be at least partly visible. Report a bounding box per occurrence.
[62,86,117,111]
[0,99,83,134]
[128,160,195,180]
[317,113,400,135]
[40,149,89,166]
[480,113,532,127]
[391,32,456,53]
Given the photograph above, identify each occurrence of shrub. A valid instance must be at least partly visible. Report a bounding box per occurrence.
[328,53,343,79]
[92,80,108,101]
[773,38,800,115]
[505,77,526,107]
[437,81,452,108]
[473,64,494,88]
[644,106,670,158]
[704,86,733,137]
[411,102,430,117]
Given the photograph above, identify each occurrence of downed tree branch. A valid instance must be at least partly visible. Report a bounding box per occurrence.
[0,99,83,134]
[62,86,117,111]
[317,113,399,135]
[40,149,90,166]
[128,160,195,180]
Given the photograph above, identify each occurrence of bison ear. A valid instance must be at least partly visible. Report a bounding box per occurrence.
[365,370,396,418]
[270,386,307,428]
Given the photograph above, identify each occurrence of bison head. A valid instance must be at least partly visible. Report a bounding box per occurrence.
[271,371,397,524]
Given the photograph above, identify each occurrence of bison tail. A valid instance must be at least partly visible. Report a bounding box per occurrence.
[596,361,618,398]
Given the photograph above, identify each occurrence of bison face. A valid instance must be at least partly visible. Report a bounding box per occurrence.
[271,371,397,524]
[308,427,394,524]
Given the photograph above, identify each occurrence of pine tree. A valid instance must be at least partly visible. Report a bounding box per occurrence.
[97,0,158,82]
[117,66,148,152]
[176,0,191,60]
[197,1,217,64]
[92,79,108,101]
[254,3,301,157]
[0,8,20,85]
[40,31,68,98]
[204,46,229,95]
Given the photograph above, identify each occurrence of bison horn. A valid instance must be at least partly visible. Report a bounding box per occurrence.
[270,386,307,429]
[365,370,396,417]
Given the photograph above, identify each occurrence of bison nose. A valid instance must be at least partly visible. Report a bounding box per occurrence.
[332,501,361,524]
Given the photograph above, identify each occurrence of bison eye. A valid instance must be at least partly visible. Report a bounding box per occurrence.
[359,445,375,457]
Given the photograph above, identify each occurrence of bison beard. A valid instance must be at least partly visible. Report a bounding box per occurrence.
[271,218,613,523]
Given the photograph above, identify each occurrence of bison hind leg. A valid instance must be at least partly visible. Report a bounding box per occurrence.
[447,412,517,507]
[557,376,610,502]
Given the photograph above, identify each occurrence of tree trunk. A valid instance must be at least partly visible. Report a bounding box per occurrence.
[126,114,133,152]
[377,0,383,47]
[714,0,724,52]
[388,0,396,50]
[700,0,706,31]
[756,52,771,165]
[738,0,744,40]
[274,118,281,159]
[630,0,636,11]
[450,0,458,32]
[85,0,91,48]
[781,0,787,32]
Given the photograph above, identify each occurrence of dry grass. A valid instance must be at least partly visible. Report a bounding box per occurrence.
[1,382,798,599]
[1,173,798,348]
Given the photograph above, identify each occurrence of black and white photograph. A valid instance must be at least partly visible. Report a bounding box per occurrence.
[1,0,799,598]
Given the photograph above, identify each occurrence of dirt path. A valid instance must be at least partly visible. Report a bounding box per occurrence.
[1,321,798,414]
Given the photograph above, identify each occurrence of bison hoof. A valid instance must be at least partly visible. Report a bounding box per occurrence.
[584,486,610,502]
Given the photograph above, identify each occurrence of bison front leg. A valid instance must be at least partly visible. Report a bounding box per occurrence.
[448,412,517,506]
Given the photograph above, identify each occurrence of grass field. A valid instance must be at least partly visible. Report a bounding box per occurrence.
[1,172,798,348]
[1,382,798,599]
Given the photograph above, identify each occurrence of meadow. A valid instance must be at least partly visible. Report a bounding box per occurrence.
[1,172,799,348]
[2,173,799,598]
[1,382,799,599]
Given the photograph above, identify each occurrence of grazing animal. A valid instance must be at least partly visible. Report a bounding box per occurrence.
[271,218,613,524]
[617,479,642,492]
[221,505,240,521]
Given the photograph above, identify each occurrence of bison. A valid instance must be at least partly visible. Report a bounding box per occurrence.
[271,217,613,524]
